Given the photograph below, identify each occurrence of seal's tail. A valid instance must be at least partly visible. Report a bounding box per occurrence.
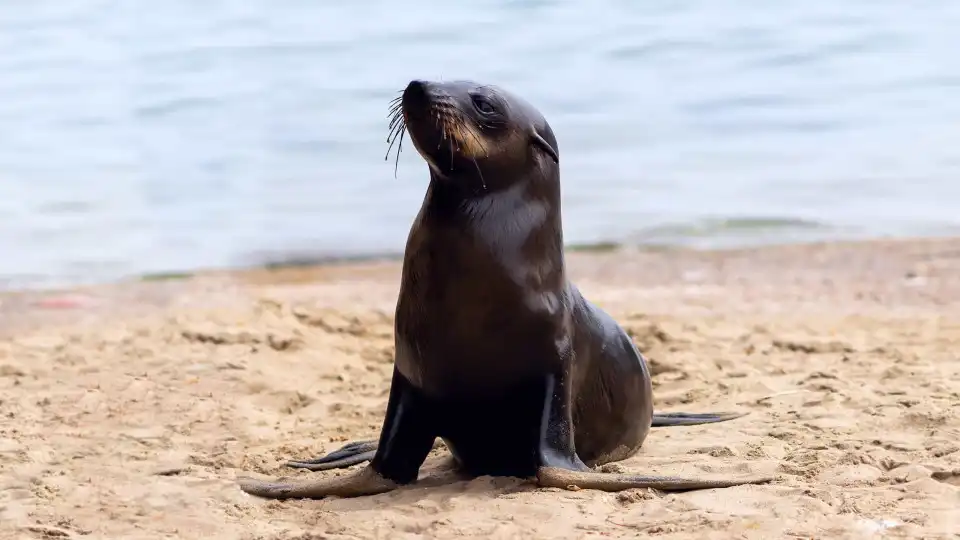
[651,411,747,427]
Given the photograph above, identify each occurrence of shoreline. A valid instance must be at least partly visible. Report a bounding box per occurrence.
[4,222,960,295]
[3,231,958,296]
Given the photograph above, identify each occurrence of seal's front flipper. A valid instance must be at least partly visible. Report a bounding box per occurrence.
[651,411,748,427]
[239,367,436,500]
[536,466,774,492]
[286,440,379,471]
[238,464,398,500]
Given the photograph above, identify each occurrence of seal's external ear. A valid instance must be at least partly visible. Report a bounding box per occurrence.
[530,131,559,164]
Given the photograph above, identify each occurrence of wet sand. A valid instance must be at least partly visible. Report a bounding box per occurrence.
[1,237,958,539]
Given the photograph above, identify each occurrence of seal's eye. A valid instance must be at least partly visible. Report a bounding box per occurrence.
[472,95,495,114]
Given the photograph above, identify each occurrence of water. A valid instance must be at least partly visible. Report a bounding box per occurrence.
[2,1,960,290]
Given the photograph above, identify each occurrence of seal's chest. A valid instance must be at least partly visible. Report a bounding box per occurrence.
[394,319,560,400]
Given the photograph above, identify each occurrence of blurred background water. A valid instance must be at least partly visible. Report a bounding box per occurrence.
[2,0,960,290]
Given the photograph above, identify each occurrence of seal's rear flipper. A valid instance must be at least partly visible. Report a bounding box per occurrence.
[285,439,445,472]
[286,440,378,471]
[238,465,399,500]
[536,466,774,492]
[651,411,747,427]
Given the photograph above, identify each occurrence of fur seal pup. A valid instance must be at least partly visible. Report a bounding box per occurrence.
[237,79,773,499]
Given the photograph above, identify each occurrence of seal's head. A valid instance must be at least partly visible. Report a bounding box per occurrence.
[387,79,559,190]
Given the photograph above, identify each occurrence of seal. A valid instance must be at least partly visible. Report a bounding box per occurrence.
[236,79,774,499]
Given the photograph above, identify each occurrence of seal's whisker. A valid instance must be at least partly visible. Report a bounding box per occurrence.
[434,108,454,149]
[388,111,405,133]
[471,157,486,190]
[388,101,403,121]
[438,111,459,146]
[387,123,403,144]
[392,129,404,177]
[385,131,405,176]
[433,112,442,149]
[385,129,400,160]
[387,100,405,134]
[443,119,457,150]
[463,125,489,159]
[386,128,403,156]
[387,107,400,129]
[387,109,403,132]
[458,124,489,190]
[410,98,483,182]
[385,101,407,178]
[386,115,404,146]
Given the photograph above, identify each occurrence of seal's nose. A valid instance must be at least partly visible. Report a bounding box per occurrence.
[402,79,430,108]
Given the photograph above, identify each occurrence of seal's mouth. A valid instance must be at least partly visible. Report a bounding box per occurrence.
[386,80,489,178]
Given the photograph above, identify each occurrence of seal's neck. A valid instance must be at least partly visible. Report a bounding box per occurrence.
[427,163,559,200]
[426,167,492,199]
[422,169,564,261]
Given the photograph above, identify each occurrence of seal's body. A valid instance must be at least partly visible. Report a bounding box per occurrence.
[237,80,773,499]
[388,182,652,480]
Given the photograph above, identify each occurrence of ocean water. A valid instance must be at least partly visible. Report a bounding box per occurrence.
[2,0,960,290]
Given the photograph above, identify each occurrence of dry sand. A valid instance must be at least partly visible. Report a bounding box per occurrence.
[1,237,958,539]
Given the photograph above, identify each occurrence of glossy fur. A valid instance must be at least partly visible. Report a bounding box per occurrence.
[236,80,772,500]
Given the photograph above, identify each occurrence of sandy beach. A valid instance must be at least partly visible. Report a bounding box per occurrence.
[1,237,958,539]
